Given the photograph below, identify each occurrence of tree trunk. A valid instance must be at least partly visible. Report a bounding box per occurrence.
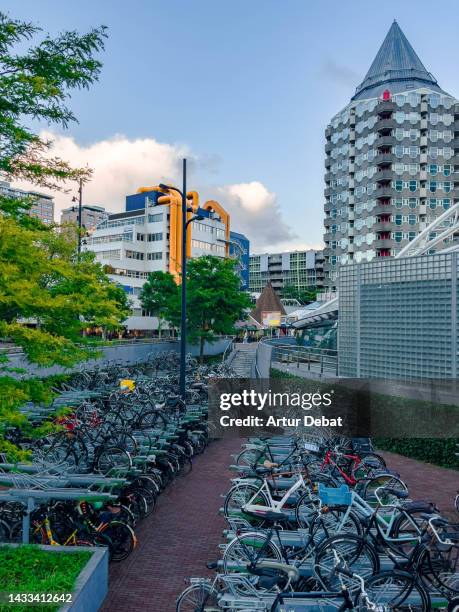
[199,335,205,363]
[158,317,162,339]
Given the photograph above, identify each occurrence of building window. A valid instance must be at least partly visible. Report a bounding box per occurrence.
[429,164,438,176]
[148,213,163,223]
[443,199,451,209]
[429,198,437,209]
[408,214,416,225]
[395,214,402,226]
[429,181,437,193]
[395,180,403,192]
[444,181,451,193]
[147,252,163,260]
[408,198,417,209]
[125,250,144,260]
[147,232,163,242]
[393,231,403,242]
[409,180,417,192]
[137,233,145,241]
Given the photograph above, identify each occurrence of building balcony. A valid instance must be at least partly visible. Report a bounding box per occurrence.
[347,210,354,221]
[324,171,331,182]
[324,218,332,228]
[375,118,396,132]
[375,186,394,198]
[374,221,393,232]
[324,202,332,212]
[420,135,428,147]
[376,153,393,165]
[375,238,394,248]
[324,187,331,197]
[374,203,393,215]
[325,126,332,138]
[376,135,395,147]
[420,101,428,113]
[420,153,427,163]
[325,142,333,153]
[325,157,331,169]
[348,146,356,158]
[375,169,393,182]
[377,100,396,113]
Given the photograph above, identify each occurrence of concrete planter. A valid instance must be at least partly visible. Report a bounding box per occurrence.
[3,544,108,612]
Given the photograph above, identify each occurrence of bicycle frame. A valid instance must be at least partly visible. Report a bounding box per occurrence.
[244,473,306,514]
[319,490,423,546]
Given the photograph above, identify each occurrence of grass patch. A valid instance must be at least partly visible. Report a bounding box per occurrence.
[0,545,91,611]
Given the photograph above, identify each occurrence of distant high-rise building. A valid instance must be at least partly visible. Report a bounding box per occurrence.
[324,21,459,290]
[60,204,108,230]
[229,231,250,290]
[249,249,324,296]
[0,181,54,224]
[83,186,238,331]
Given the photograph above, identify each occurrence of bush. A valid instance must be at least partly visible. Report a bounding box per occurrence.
[375,438,459,469]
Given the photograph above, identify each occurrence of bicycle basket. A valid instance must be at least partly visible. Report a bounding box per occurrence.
[318,483,352,506]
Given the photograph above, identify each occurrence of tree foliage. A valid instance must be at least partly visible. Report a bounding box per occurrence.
[141,256,251,359]
[0,12,128,456]
[282,284,318,305]
[140,271,178,337]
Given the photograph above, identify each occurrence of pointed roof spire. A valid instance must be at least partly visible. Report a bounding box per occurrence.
[352,21,446,100]
[250,281,286,326]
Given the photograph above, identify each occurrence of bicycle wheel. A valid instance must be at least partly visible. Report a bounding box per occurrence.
[223,484,269,524]
[95,446,132,474]
[295,488,322,528]
[176,583,219,612]
[363,570,430,611]
[314,533,379,591]
[235,448,264,470]
[363,473,408,504]
[102,520,136,562]
[309,506,362,546]
[223,532,282,594]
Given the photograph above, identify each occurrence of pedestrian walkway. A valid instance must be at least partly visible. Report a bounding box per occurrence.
[229,342,257,377]
[379,450,458,517]
[101,437,241,612]
[101,439,458,611]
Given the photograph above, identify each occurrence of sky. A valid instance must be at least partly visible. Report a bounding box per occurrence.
[3,0,459,253]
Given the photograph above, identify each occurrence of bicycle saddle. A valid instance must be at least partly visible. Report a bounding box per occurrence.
[382,488,409,499]
[263,460,279,469]
[242,507,290,524]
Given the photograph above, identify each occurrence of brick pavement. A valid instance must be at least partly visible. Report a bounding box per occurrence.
[379,450,458,518]
[101,436,241,612]
[101,439,458,612]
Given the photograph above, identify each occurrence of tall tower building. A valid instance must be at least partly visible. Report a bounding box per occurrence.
[324,21,458,290]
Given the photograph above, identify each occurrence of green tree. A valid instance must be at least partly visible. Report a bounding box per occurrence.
[185,256,251,361]
[282,284,318,305]
[140,271,179,338]
[0,12,128,457]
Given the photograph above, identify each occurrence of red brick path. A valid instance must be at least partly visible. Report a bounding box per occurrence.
[379,450,458,518]
[101,437,241,612]
[101,441,458,611]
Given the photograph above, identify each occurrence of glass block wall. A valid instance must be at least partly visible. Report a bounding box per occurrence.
[338,253,458,379]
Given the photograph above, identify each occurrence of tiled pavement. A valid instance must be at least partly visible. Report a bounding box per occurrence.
[379,450,458,518]
[101,436,241,612]
[102,440,458,612]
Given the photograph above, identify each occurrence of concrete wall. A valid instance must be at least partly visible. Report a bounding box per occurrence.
[4,337,232,379]
[254,341,273,378]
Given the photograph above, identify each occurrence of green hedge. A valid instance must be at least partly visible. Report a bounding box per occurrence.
[375,438,459,469]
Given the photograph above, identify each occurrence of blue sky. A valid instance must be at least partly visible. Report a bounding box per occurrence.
[4,0,459,252]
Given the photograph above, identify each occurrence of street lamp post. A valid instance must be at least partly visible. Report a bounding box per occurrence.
[159,160,203,399]
[77,178,83,256]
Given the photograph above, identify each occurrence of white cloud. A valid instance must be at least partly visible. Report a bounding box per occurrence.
[11,132,319,252]
[216,181,316,252]
[12,131,189,216]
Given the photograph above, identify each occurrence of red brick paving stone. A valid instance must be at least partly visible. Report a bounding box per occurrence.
[101,437,242,612]
[101,441,458,611]
[379,450,458,518]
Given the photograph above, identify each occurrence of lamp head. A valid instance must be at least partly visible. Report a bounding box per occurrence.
[195,214,205,221]
[158,183,169,191]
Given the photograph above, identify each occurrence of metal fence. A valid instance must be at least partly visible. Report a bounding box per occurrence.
[259,340,338,377]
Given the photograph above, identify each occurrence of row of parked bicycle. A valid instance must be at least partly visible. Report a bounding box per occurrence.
[0,351,226,562]
[177,433,459,611]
